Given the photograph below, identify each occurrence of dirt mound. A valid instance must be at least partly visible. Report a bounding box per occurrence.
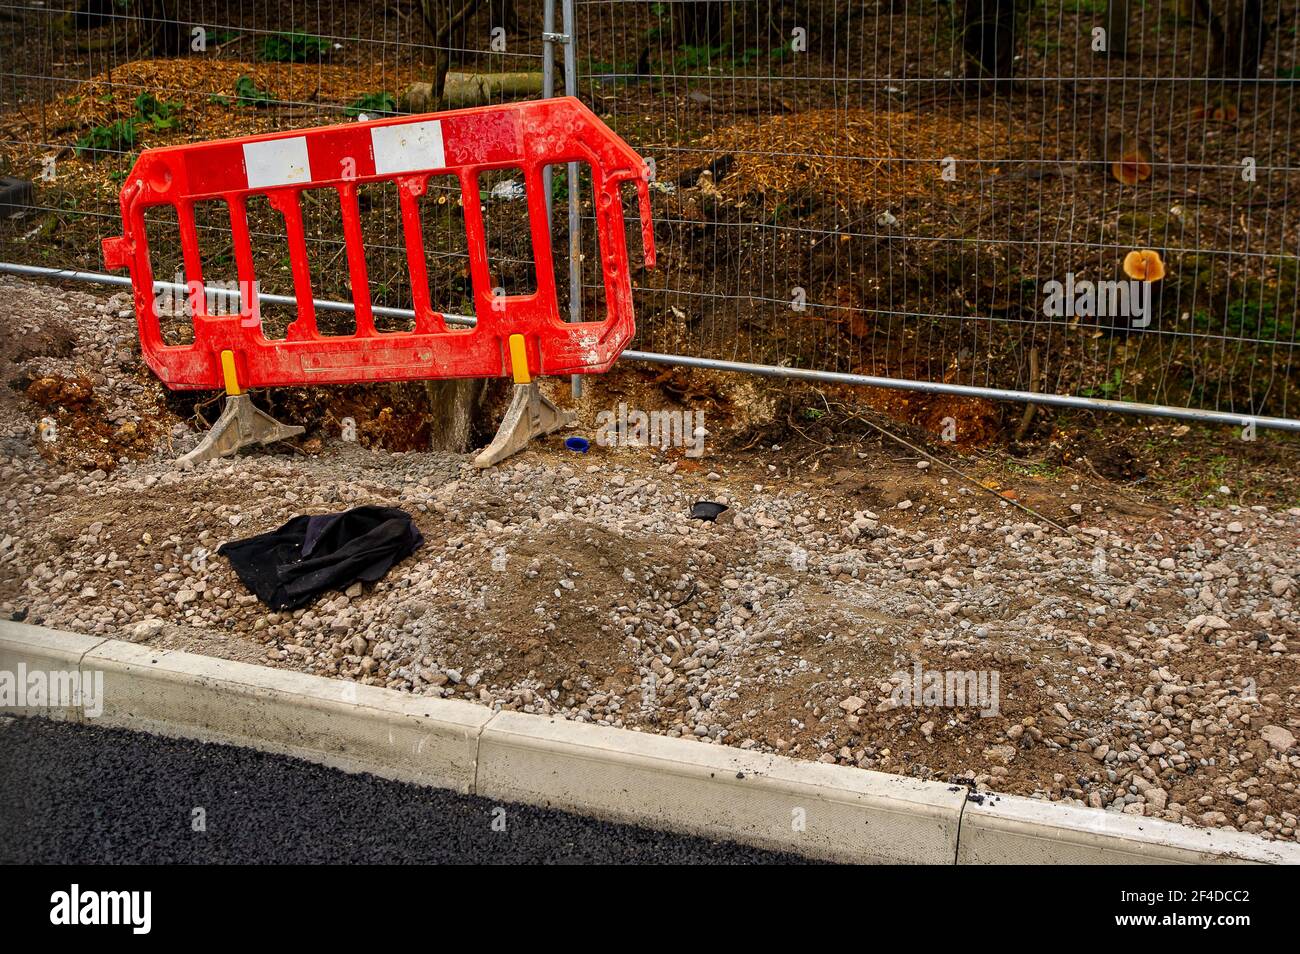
[457,520,714,690]
[26,58,417,135]
[0,279,181,471]
[23,373,163,471]
[25,374,95,409]
[692,108,1036,206]
[863,389,1004,449]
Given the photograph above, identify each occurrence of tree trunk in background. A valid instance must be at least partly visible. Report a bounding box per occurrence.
[74,0,116,31]
[741,0,802,49]
[419,0,486,100]
[961,0,1019,91]
[425,379,486,453]
[672,2,726,49]
[1203,0,1270,78]
[135,1,188,57]
[1105,0,1131,57]
[491,0,519,35]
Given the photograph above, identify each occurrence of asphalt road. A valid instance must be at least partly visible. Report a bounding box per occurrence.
[0,716,813,864]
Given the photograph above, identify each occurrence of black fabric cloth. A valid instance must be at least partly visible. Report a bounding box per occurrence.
[218,506,424,611]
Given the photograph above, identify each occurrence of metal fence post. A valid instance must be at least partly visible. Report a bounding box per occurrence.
[541,0,556,226]
[540,0,583,399]
[562,0,583,399]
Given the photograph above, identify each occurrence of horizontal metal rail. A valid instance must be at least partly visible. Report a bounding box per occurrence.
[3,261,1297,433]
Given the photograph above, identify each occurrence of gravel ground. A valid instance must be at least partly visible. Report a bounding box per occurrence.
[1,276,1299,845]
[0,716,809,863]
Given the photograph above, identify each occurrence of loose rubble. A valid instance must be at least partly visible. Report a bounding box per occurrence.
[1,276,1298,842]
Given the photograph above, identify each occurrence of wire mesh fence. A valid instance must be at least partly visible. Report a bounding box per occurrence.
[0,0,551,342]
[1,1,1296,430]
[577,0,1299,430]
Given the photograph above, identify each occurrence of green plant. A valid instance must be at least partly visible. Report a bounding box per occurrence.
[133,92,182,130]
[1191,283,1295,343]
[1080,368,1124,398]
[344,92,397,118]
[548,169,569,207]
[73,88,187,159]
[641,1,669,40]
[74,119,137,159]
[1224,298,1291,341]
[546,164,590,208]
[259,31,329,63]
[676,39,790,72]
[234,75,274,108]
[675,44,725,70]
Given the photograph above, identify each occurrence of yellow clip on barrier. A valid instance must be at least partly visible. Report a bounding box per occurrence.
[508,334,532,385]
[220,350,244,396]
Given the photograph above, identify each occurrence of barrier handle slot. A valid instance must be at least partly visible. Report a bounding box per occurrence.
[636,177,656,269]
[338,182,375,337]
[176,200,207,318]
[397,176,444,334]
[459,168,497,333]
[269,189,318,340]
[227,195,261,330]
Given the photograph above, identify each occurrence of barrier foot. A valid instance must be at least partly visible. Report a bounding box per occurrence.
[178,393,305,466]
[472,383,575,469]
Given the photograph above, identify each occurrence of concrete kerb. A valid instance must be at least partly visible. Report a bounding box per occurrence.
[82,636,490,793]
[3,622,1298,864]
[958,791,1297,865]
[0,621,487,792]
[0,622,106,721]
[476,709,963,864]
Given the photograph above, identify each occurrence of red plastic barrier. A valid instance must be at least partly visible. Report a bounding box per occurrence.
[102,97,655,390]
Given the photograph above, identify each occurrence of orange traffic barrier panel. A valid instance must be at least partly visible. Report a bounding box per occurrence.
[103,97,655,392]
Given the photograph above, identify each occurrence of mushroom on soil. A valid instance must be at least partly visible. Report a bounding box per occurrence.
[1123,249,1166,282]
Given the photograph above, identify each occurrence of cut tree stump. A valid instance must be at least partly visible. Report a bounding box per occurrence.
[424,378,486,453]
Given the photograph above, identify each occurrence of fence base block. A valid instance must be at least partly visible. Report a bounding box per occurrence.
[472,383,575,469]
[178,393,305,466]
